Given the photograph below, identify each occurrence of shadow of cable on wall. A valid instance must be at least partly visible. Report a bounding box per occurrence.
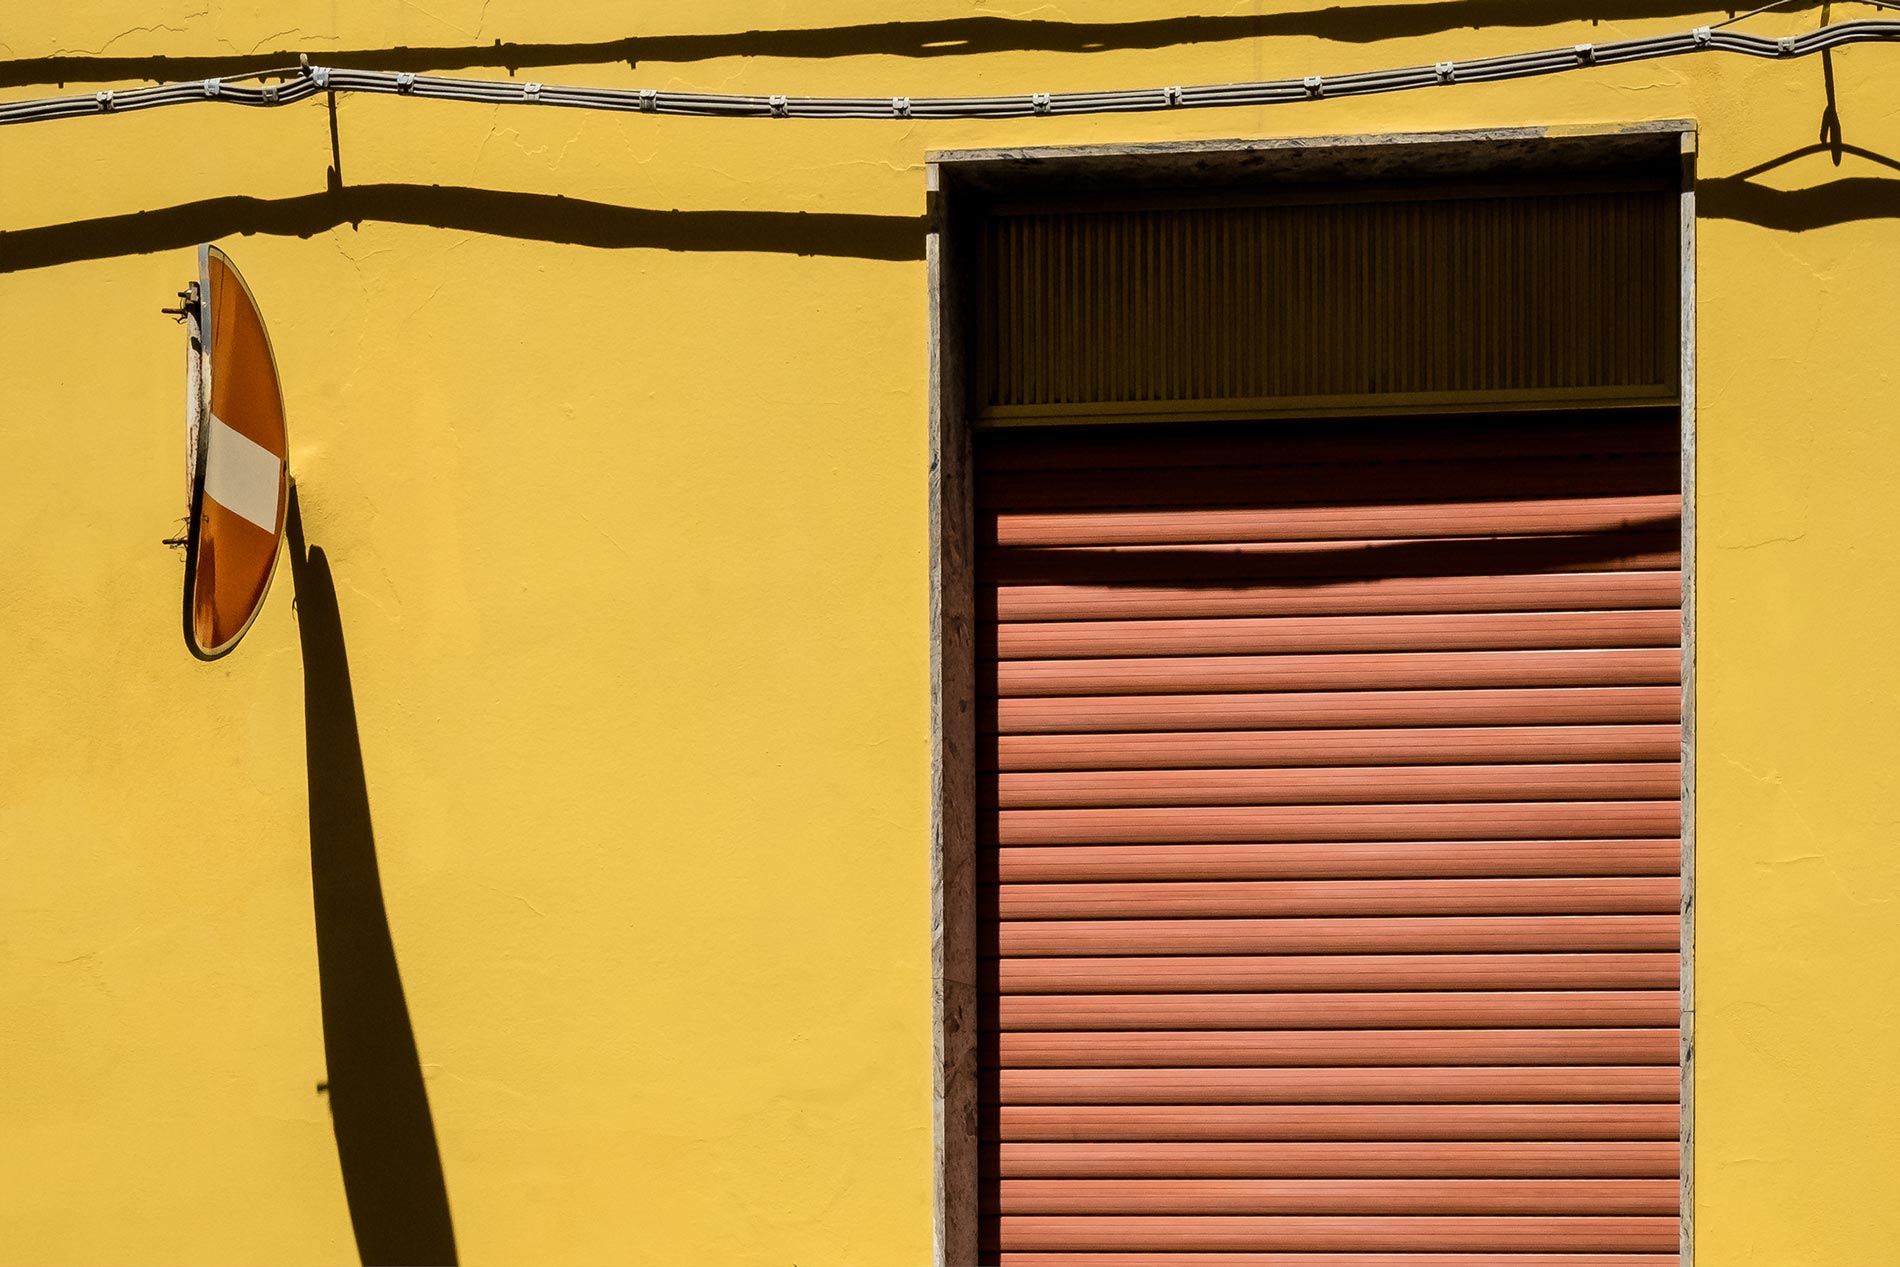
[0,184,926,274]
[1698,142,1900,230]
[286,486,459,1267]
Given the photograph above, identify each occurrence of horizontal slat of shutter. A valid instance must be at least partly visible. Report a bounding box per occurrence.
[995,688,1680,733]
[991,878,1678,918]
[993,841,1681,881]
[993,1068,1679,1105]
[990,802,1679,845]
[991,1105,1680,1142]
[991,1177,1678,1214]
[990,570,1681,621]
[976,411,1680,1260]
[994,728,1680,771]
[993,954,1679,993]
[994,650,1679,697]
[986,1214,1677,1252]
[980,538,1680,584]
[991,993,1679,1032]
[987,500,1679,547]
[990,765,1680,809]
[993,915,1679,956]
[989,1030,1679,1069]
[989,1140,1680,1178]
[995,1254,1676,1266]
[987,609,1679,659]
[978,456,1677,511]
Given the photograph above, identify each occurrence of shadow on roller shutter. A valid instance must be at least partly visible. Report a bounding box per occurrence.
[974,409,1682,1263]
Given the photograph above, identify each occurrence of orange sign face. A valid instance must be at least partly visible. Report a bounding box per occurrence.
[184,245,290,659]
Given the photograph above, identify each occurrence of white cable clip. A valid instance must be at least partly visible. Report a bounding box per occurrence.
[1435,61,1456,84]
[892,96,911,118]
[1778,35,1798,55]
[1574,43,1596,65]
[1031,92,1052,114]
[768,94,789,117]
[396,72,417,92]
[1692,26,1713,46]
[310,66,329,88]
[95,90,114,111]
[639,89,658,112]
[203,78,222,97]
[1303,75,1324,98]
[262,84,279,103]
[524,81,542,101]
[1163,85,1183,106]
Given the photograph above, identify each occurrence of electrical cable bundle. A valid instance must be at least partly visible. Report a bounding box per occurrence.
[2,15,1897,128]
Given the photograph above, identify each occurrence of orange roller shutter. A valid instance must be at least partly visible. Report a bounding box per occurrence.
[975,411,1681,1261]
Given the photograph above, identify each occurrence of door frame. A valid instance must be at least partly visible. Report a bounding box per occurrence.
[925,122,1699,1267]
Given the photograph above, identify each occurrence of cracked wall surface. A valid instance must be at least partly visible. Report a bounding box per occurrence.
[4,2,1900,1264]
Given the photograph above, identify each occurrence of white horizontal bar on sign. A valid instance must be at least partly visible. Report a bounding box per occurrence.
[204,413,282,532]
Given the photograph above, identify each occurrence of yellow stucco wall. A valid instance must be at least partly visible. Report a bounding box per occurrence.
[3,3,1898,1263]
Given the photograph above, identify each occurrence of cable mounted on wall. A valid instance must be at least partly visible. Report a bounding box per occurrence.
[1,15,1897,128]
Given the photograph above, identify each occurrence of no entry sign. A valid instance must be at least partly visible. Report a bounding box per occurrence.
[183,245,289,659]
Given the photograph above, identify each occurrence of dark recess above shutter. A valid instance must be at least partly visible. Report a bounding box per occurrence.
[973,178,1678,425]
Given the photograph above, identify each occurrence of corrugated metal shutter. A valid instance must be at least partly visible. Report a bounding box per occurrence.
[972,182,1679,426]
[975,409,1682,1264]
